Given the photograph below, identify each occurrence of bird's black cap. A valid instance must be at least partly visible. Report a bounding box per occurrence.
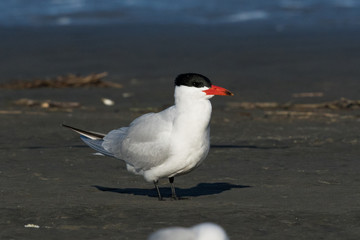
[175,73,212,88]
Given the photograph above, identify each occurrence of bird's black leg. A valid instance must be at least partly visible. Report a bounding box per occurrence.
[154,180,163,201]
[169,177,178,200]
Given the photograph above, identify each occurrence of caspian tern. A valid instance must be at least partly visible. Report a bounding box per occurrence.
[147,222,229,240]
[63,73,233,200]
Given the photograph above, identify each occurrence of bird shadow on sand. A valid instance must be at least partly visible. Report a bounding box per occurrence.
[6,144,288,151]
[210,144,289,149]
[93,182,250,199]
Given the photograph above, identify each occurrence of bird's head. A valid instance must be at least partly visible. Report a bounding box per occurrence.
[174,73,233,100]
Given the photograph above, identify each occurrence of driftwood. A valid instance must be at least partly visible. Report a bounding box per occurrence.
[0,110,22,114]
[0,72,122,89]
[292,98,360,110]
[264,111,340,119]
[14,98,80,109]
[227,102,280,109]
[292,92,324,98]
[227,98,360,110]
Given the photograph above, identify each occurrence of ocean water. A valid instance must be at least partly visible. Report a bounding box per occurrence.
[0,0,359,27]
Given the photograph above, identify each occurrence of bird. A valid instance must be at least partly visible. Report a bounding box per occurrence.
[147,222,229,240]
[63,73,233,200]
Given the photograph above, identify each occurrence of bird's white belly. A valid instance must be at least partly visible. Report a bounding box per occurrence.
[143,133,210,182]
[169,143,210,177]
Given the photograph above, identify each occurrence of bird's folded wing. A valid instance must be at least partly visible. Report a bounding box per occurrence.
[102,107,176,170]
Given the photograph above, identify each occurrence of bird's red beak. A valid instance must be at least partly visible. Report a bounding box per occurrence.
[203,85,234,96]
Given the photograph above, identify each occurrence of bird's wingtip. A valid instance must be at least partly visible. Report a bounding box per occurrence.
[80,135,91,140]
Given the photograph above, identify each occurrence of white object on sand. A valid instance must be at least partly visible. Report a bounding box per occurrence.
[101,98,115,106]
[24,224,40,228]
[147,222,229,240]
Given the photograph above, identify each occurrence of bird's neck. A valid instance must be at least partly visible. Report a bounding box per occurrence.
[174,95,212,132]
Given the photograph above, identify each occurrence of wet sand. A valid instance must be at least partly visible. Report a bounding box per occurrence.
[1,24,360,239]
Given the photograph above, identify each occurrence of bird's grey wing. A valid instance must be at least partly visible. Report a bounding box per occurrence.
[102,106,175,171]
[80,136,114,157]
[147,227,196,240]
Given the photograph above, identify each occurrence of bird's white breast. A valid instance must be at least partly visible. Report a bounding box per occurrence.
[143,91,213,181]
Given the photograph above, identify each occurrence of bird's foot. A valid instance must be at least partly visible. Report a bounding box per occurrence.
[170,196,189,201]
[155,196,189,201]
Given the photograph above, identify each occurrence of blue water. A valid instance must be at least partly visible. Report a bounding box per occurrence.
[0,0,359,27]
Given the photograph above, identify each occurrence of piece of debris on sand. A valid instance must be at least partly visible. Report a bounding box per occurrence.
[101,98,115,106]
[292,92,324,98]
[227,98,360,120]
[227,98,360,110]
[0,72,122,89]
[14,98,80,109]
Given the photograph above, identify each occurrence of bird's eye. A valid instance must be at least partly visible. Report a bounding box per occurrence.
[192,82,203,88]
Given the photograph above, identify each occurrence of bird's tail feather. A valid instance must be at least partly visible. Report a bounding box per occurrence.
[62,124,114,157]
[62,124,106,140]
[80,136,115,157]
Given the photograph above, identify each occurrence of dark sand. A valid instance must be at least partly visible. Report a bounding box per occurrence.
[1,24,360,239]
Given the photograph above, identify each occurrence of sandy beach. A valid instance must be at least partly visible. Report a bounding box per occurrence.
[1,24,360,239]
